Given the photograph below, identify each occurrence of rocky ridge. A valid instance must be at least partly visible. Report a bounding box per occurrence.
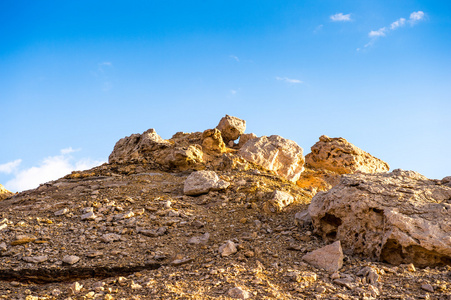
[0,115,449,300]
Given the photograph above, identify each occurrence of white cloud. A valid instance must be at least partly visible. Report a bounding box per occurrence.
[410,11,425,22]
[230,89,237,95]
[0,159,22,174]
[363,11,426,49]
[390,18,406,30]
[5,150,104,192]
[276,77,303,84]
[330,13,351,22]
[369,27,387,37]
[229,55,239,62]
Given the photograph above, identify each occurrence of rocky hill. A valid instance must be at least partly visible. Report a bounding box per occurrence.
[0,115,449,300]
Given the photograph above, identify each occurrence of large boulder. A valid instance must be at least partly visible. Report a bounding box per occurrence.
[0,184,13,201]
[309,169,451,266]
[216,115,246,144]
[183,170,230,196]
[239,135,305,182]
[305,135,389,174]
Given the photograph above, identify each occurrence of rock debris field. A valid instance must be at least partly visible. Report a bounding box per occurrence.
[0,115,450,300]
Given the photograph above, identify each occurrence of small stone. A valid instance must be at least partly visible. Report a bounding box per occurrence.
[117,276,128,286]
[54,208,69,216]
[183,170,230,196]
[51,289,62,296]
[10,281,20,287]
[131,281,142,289]
[163,200,172,209]
[69,282,83,294]
[294,210,312,227]
[11,235,36,246]
[0,242,7,251]
[62,255,80,265]
[403,263,416,272]
[421,283,434,293]
[264,190,294,213]
[227,286,251,299]
[81,211,96,221]
[22,255,48,264]
[219,240,237,257]
[100,233,121,243]
[330,272,340,280]
[187,232,210,245]
[302,241,343,273]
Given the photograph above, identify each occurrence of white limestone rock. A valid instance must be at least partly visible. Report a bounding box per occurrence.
[183,171,230,196]
[239,135,305,182]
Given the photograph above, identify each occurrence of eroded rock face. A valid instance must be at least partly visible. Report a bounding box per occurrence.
[216,115,246,143]
[202,129,226,154]
[239,135,305,182]
[0,184,13,201]
[305,135,389,174]
[183,170,230,196]
[309,169,451,266]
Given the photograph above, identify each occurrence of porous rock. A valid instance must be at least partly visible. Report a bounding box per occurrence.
[183,170,230,196]
[302,241,343,273]
[239,135,305,182]
[305,135,389,174]
[227,286,251,299]
[216,115,246,143]
[219,240,237,257]
[309,169,451,266]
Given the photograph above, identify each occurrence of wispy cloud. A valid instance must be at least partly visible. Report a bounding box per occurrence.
[4,149,104,192]
[229,55,239,62]
[330,13,351,22]
[390,18,406,30]
[410,11,425,23]
[230,89,237,95]
[363,11,426,49]
[369,27,387,37]
[0,159,22,174]
[276,77,303,84]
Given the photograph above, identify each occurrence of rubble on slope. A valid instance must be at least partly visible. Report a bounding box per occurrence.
[0,116,450,299]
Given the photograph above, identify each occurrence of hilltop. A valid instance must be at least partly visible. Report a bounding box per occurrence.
[0,115,449,299]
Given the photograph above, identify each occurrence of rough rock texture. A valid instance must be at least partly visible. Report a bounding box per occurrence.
[183,170,230,196]
[202,129,226,154]
[302,241,344,273]
[264,190,294,213]
[309,169,451,266]
[305,135,389,174]
[239,135,305,182]
[216,115,246,143]
[0,184,13,201]
[238,133,257,149]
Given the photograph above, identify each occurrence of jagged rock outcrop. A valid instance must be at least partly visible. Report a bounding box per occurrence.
[202,129,226,154]
[238,133,257,148]
[309,169,451,266]
[239,135,305,182]
[216,115,246,144]
[0,184,13,201]
[305,135,389,174]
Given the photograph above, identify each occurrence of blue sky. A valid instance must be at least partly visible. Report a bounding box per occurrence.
[1,1,450,192]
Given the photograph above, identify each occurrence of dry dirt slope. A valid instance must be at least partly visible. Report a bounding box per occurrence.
[0,162,449,300]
